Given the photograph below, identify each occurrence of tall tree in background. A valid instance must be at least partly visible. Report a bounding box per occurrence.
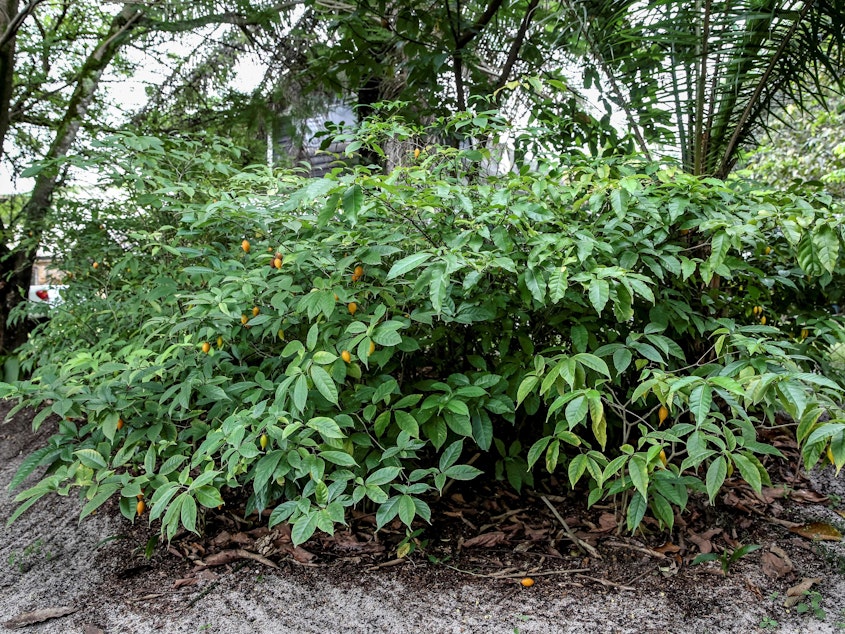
[0,1,287,355]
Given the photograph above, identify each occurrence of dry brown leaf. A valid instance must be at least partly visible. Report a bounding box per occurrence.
[590,512,617,533]
[4,606,78,629]
[687,528,722,554]
[761,550,793,579]
[172,577,198,589]
[784,577,823,607]
[788,522,842,541]
[463,531,507,548]
[790,490,828,504]
[654,542,682,554]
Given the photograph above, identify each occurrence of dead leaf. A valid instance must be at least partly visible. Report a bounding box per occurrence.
[784,577,822,607]
[789,490,828,504]
[199,548,279,569]
[788,522,842,541]
[761,550,793,579]
[687,528,722,554]
[4,606,78,629]
[654,542,682,554]
[589,512,617,533]
[172,577,198,589]
[463,531,507,548]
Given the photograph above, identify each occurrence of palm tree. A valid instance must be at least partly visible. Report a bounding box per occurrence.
[559,0,845,176]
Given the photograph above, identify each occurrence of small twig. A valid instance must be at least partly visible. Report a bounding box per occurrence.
[443,563,590,579]
[604,540,667,560]
[576,574,636,592]
[540,495,601,559]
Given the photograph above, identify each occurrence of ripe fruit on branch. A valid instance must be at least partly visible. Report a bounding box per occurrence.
[201,342,211,354]
[341,350,352,363]
[136,500,145,515]
[241,314,249,325]
[347,302,358,316]
[368,341,376,356]
[241,239,251,253]
[658,405,669,425]
[252,306,260,317]
[260,434,268,450]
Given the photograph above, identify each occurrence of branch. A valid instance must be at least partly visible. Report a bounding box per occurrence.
[494,0,540,94]
[0,0,48,50]
[139,1,303,33]
[456,0,505,49]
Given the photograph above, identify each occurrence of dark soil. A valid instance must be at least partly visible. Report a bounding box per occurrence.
[3,399,845,633]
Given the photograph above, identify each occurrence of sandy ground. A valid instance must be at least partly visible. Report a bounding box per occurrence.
[4,405,845,633]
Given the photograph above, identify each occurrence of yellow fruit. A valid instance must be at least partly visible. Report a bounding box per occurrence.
[201,342,211,354]
[92,261,99,269]
[752,305,763,316]
[136,493,144,500]
[116,417,124,430]
[658,405,669,425]
[368,341,376,356]
[764,246,772,255]
[136,500,145,515]
[278,329,285,340]
[760,316,767,325]
[241,314,249,325]
[414,148,421,159]
[273,257,283,269]
[217,336,223,349]
[341,350,352,363]
[348,302,358,316]
[520,577,534,587]
[801,328,809,340]
[659,449,667,467]
[260,434,268,450]
[334,294,339,301]
[252,306,260,317]
[354,265,364,278]
[242,239,250,253]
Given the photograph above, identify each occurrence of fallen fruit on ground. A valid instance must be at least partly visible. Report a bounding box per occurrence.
[520,577,534,587]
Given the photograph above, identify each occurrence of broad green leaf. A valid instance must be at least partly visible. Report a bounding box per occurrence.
[589,278,610,315]
[629,456,649,500]
[387,253,432,280]
[706,456,727,504]
[310,365,338,405]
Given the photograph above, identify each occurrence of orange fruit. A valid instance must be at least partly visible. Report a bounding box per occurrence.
[241,239,250,253]
[116,417,124,430]
[273,257,283,269]
[348,302,358,316]
[658,405,669,425]
[413,148,420,159]
[659,449,667,467]
[368,341,376,356]
[201,342,211,354]
[354,265,364,278]
[241,314,249,325]
[136,500,145,515]
[334,294,339,301]
[252,306,260,317]
[520,577,534,587]
[341,350,352,363]
[92,261,99,269]
[260,434,268,450]
[136,493,143,500]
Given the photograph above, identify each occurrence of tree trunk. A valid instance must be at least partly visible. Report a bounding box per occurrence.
[0,0,20,162]
[0,4,143,356]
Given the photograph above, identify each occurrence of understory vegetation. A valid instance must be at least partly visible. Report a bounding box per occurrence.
[2,114,845,545]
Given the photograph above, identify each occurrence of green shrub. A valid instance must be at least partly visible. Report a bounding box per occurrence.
[3,115,845,544]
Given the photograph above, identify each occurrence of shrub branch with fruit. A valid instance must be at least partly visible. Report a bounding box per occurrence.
[3,114,845,543]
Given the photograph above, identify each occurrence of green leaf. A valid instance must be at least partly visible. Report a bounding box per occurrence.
[443,464,483,480]
[516,375,539,407]
[574,353,611,378]
[181,494,198,534]
[80,483,121,521]
[439,440,463,472]
[387,253,432,280]
[398,495,416,526]
[523,266,546,304]
[527,437,551,469]
[342,184,363,221]
[75,449,107,470]
[291,511,319,546]
[731,453,762,493]
[626,491,647,532]
[307,416,344,439]
[706,456,727,504]
[814,224,839,274]
[629,456,649,500]
[320,450,357,466]
[689,384,713,424]
[367,466,402,486]
[589,278,610,315]
[310,365,338,405]
[568,454,589,487]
